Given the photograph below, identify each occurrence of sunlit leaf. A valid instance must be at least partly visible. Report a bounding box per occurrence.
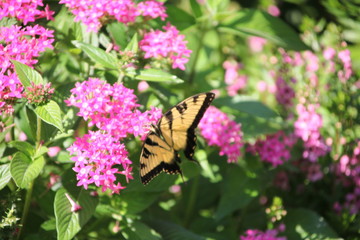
[125,68,184,83]
[11,60,44,87]
[34,100,64,131]
[0,163,11,190]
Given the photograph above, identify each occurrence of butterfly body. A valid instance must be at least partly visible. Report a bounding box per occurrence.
[140,92,215,185]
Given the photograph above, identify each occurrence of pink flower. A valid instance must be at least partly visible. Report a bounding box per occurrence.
[0,1,54,24]
[247,131,296,167]
[294,103,330,161]
[65,193,82,212]
[323,47,336,60]
[48,146,61,157]
[223,60,247,96]
[337,49,352,83]
[139,24,192,70]
[275,77,295,108]
[60,0,167,32]
[0,72,23,115]
[199,106,243,163]
[267,5,281,17]
[137,0,167,20]
[68,131,130,194]
[248,36,267,53]
[240,228,286,240]
[23,82,55,104]
[65,78,162,138]
[0,25,54,74]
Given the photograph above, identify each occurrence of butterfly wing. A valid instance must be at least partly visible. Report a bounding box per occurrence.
[140,132,181,185]
[158,92,215,160]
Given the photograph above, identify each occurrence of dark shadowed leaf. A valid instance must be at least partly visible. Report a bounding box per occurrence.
[122,221,162,240]
[215,165,259,220]
[166,5,196,30]
[283,208,339,240]
[216,95,278,118]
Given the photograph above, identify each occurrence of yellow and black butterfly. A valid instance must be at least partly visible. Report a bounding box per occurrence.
[140,92,215,185]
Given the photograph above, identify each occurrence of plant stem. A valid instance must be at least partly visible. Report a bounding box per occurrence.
[188,28,206,85]
[18,116,42,239]
[184,175,199,227]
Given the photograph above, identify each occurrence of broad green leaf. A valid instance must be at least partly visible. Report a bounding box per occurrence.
[125,68,184,83]
[8,141,35,158]
[283,208,339,240]
[190,0,203,18]
[11,60,44,87]
[146,219,206,240]
[166,5,196,30]
[72,41,118,69]
[236,115,282,139]
[0,163,11,190]
[41,218,56,231]
[107,22,127,50]
[10,153,45,189]
[124,33,138,52]
[54,187,98,240]
[219,9,309,51]
[35,146,49,159]
[120,191,159,215]
[215,165,259,220]
[34,100,64,131]
[122,221,161,240]
[216,96,278,118]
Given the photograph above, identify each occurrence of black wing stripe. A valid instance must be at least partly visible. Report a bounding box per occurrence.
[184,92,215,159]
[141,161,182,185]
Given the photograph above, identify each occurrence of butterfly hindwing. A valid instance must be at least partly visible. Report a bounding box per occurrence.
[140,132,181,185]
[140,92,215,185]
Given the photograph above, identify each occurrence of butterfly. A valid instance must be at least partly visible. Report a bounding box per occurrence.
[140,92,215,185]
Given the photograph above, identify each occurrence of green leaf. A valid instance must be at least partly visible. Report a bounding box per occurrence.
[125,68,184,83]
[124,33,138,52]
[216,96,278,118]
[283,208,339,240]
[215,165,259,220]
[166,5,196,30]
[190,0,203,18]
[123,221,161,240]
[34,100,64,131]
[0,17,17,28]
[146,219,206,240]
[120,191,159,215]
[41,218,56,231]
[11,60,44,87]
[107,22,127,50]
[219,9,309,51]
[8,141,35,157]
[54,187,98,240]
[10,152,45,189]
[0,163,11,190]
[35,146,49,159]
[72,41,118,69]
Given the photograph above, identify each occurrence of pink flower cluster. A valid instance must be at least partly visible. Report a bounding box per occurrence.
[67,131,131,194]
[247,131,296,167]
[275,77,295,108]
[66,78,162,193]
[328,48,353,83]
[0,72,23,115]
[0,25,54,73]
[0,0,54,24]
[294,103,329,161]
[199,106,243,163]
[240,228,286,240]
[248,36,267,53]
[223,61,248,96]
[0,25,54,115]
[139,24,192,70]
[66,78,161,138]
[59,0,167,32]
